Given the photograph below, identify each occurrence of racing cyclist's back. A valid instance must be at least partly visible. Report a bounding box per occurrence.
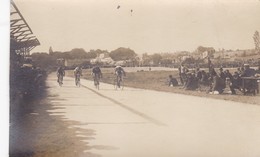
[115,66,125,76]
[57,66,65,76]
[92,66,102,76]
[74,67,82,76]
[57,66,65,84]
[74,67,82,86]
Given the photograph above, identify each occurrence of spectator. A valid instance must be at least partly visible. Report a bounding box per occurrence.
[209,70,225,94]
[224,69,233,87]
[184,72,198,90]
[237,67,242,75]
[178,64,187,85]
[241,64,256,77]
[219,67,226,80]
[168,75,178,87]
[229,72,242,95]
[255,65,260,93]
[224,70,233,81]
[195,67,202,80]
[241,64,257,94]
[200,70,209,85]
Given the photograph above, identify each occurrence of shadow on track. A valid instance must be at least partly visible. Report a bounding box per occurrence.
[81,84,166,126]
[9,85,116,157]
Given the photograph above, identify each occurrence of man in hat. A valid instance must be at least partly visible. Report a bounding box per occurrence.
[178,63,188,85]
[168,75,178,87]
[254,64,260,93]
[219,67,226,80]
[241,64,255,77]
[229,72,242,95]
[184,72,198,90]
[219,67,226,88]
[209,69,225,94]
[241,64,257,94]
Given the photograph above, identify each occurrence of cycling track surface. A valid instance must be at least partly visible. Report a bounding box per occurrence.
[15,73,260,157]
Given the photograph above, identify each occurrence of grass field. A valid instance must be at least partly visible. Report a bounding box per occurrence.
[66,68,260,105]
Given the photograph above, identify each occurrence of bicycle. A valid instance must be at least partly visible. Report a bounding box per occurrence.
[93,74,100,90]
[75,74,81,87]
[57,74,63,87]
[114,75,124,90]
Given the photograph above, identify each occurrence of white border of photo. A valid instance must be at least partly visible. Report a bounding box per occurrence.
[0,0,10,156]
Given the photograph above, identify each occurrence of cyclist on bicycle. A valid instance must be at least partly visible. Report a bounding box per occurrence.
[92,65,102,85]
[74,66,82,85]
[57,66,65,84]
[115,65,126,82]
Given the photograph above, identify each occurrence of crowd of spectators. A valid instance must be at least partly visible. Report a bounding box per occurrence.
[10,64,47,119]
[11,65,47,98]
[169,63,260,95]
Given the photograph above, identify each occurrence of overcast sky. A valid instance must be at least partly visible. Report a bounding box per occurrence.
[13,0,260,54]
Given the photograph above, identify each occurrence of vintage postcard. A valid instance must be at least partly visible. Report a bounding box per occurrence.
[8,0,260,157]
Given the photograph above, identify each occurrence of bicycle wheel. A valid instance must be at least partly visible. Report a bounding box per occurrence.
[75,75,80,87]
[58,76,63,87]
[120,78,124,90]
[94,77,99,90]
[117,75,125,90]
[96,82,99,90]
[75,79,77,87]
[114,78,118,90]
[77,77,81,87]
[59,81,62,87]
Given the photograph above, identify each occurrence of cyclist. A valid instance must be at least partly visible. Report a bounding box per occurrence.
[92,65,102,86]
[74,66,82,86]
[57,66,65,84]
[115,65,126,87]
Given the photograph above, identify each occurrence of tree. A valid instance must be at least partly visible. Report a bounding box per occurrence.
[87,50,98,59]
[151,53,162,65]
[253,31,260,53]
[69,48,87,59]
[161,58,173,66]
[182,57,195,64]
[197,46,208,53]
[95,49,105,56]
[109,47,137,61]
[31,52,56,69]
[62,51,72,59]
[197,46,215,54]
[141,53,152,66]
[50,51,64,59]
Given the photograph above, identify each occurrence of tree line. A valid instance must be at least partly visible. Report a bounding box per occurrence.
[31,45,259,70]
[31,47,138,69]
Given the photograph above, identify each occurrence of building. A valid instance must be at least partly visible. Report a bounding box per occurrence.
[90,53,115,65]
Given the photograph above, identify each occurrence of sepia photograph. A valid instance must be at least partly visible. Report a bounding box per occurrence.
[6,0,260,156]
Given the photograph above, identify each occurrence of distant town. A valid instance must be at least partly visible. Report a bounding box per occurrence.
[29,44,260,70]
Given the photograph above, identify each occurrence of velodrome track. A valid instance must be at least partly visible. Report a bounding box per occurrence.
[46,73,260,157]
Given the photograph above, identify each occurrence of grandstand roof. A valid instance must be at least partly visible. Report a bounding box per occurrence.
[10,1,40,54]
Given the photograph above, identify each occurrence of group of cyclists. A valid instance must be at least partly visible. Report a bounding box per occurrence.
[56,65,126,89]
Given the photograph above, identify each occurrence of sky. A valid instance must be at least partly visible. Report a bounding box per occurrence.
[12,0,260,54]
